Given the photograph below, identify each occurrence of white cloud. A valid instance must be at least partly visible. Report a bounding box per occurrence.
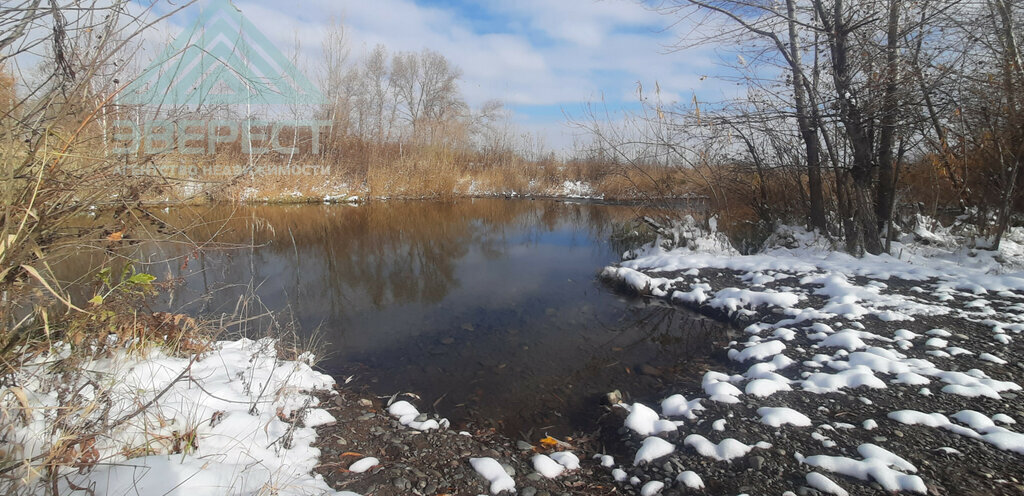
[7,0,730,150]
[228,0,722,108]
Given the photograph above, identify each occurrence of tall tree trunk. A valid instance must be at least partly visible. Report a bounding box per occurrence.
[836,172,859,252]
[787,0,827,232]
[989,0,1023,249]
[874,0,900,241]
[820,0,884,255]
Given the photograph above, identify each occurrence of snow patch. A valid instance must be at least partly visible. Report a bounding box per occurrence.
[634,437,676,465]
[683,435,765,461]
[758,407,812,428]
[470,457,516,494]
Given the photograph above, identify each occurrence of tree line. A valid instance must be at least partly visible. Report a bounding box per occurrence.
[579,0,1022,254]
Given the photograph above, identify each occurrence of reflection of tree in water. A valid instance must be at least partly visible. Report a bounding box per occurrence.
[104,199,728,437]
[159,200,639,316]
[48,199,646,332]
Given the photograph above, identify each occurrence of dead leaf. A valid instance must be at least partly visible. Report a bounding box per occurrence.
[209,410,225,427]
[2,387,32,423]
[539,435,572,450]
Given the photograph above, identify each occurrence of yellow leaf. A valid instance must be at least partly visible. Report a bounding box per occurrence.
[539,435,572,450]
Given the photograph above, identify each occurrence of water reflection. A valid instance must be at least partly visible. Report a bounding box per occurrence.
[152,200,627,315]
[52,199,726,435]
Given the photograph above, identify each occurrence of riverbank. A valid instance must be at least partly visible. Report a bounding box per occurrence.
[6,215,1023,496]
[598,224,1024,495]
[1,336,342,495]
[309,387,619,495]
[138,172,709,207]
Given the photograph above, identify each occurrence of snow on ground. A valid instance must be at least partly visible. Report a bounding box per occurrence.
[599,221,1024,493]
[347,457,379,474]
[469,457,516,494]
[532,454,566,478]
[556,180,599,199]
[797,444,927,493]
[805,471,849,496]
[387,400,450,431]
[634,436,676,465]
[682,435,770,461]
[4,338,346,496]
[675,470,704,489]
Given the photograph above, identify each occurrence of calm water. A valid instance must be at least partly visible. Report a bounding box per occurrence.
[58,199,727,436]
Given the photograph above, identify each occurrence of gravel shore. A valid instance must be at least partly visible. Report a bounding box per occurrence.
[312,240,1024,495]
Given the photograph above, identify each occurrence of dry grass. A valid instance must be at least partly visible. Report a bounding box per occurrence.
[116,126,717,203]
[0,286,214,491]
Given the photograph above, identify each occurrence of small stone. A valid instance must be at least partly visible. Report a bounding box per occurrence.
[893,430,904,438]
[606,390,623,405]
[358,398,373,407]
[747,455,765,470]
[392,477,411,490]
[441,337,455,345]
[502,463,516,477]
[521,487,538,496]
[516,441,533,451]
[638,364,663,377]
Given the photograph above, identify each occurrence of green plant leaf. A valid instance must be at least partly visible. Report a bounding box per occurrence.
[88,294,103,305]
[127,273,156,285]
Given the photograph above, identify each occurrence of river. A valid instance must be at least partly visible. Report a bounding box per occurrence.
[58,199,727,437]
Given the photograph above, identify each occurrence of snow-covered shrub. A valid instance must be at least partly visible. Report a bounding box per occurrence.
[624,215,738,259]
[761,224,836,253]
[0,283,334,496]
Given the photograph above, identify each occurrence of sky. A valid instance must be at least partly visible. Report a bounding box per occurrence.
[25,0,736,151]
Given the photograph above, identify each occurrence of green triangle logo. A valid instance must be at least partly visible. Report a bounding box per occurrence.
[120,0,323,106]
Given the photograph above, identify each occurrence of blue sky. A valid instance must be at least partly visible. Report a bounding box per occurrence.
[135,0,733,150]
